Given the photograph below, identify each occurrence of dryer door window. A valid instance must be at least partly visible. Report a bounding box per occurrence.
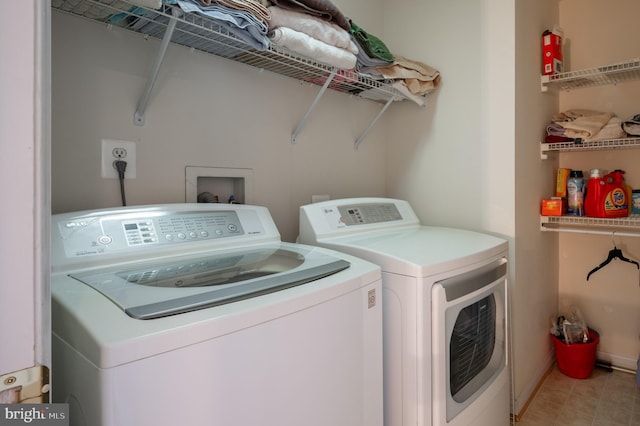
[450,294,496,400]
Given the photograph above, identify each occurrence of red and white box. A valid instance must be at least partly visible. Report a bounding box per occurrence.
[542,29,563,75]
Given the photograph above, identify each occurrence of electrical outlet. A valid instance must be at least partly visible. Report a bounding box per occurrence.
[101,139,137,179]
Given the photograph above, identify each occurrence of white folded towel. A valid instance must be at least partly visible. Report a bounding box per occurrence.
[268,6,358,55]
[269,27,357,70]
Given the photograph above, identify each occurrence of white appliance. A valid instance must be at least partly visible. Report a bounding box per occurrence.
[51,203,383,426]
[298,198,510,426]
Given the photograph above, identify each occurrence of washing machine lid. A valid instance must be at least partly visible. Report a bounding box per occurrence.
[319,226,507,277]
[69,244,349,319]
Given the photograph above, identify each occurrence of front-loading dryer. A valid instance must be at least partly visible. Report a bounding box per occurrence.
[298,198,510,426]
[51,203,383,426]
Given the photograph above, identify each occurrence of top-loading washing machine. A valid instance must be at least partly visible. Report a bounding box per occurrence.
[51,203,383,426]
[298,198,510,426]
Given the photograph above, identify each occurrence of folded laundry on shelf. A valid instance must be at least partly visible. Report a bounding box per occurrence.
[623,114,640,136]
[268,6,357,54]
[177,0,270,50]
[584,116,625,142]
[269,26,357,69]
[376,56,441,95]
[269,0,350,31]
[552,109,615,139]
[349,22,394,63]
[197,0,271,25]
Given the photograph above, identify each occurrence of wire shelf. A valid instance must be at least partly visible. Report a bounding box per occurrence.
[51,0,406,102]
[541,59,640,92]
[540,137,640,158]
[540,215,640,237]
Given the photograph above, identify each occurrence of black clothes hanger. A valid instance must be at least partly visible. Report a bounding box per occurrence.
[586,239,640,281]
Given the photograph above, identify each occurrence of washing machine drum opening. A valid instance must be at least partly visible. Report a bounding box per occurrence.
[69,247,350,319]
[450,294,497,402]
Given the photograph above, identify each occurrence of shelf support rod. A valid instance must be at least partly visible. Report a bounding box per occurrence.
[354,94,396,150]
[134,8,180,126]
[541,226,640,238]
[291,68,337,144]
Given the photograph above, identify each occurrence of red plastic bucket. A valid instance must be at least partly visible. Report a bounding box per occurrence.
[552,329,599,379]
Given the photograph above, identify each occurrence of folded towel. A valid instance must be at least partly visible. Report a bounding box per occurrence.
[585,116,626,142]
[269,0,350,31]
[349,22,394,62]
[269,27,357,69]
[623,114,640,136]
[546,122,567,137]
[552,109,614,139]
[178,0,269,50]
[544,135,575,143]
[197,0,270,25]
[376,55,441,95]
[268,6,357,54]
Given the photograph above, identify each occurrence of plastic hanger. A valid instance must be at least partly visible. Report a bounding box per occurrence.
[586,234,640,281]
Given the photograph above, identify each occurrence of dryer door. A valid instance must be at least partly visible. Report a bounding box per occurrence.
[431,257,508,425]
[70,245,349,319]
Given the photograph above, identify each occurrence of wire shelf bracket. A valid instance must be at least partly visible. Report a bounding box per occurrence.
[134,8,179,126]
[355,94,396,150]
[291,68,337,144]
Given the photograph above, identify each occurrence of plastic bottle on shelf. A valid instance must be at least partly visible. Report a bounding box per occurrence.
[566,170,585,216]
[602,169,629,218]
[584,169,604,217]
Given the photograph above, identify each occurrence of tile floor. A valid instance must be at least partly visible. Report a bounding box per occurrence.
[517,364,640,425]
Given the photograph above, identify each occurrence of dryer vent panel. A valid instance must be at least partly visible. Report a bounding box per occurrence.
[186,167,254,205]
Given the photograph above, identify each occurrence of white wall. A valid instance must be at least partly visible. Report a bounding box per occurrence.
[557,0,640,370]
[51,8,389,242]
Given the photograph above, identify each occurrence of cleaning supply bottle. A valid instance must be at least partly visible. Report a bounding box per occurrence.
[584,169,604,217]
[602,169,629,217]
[566,170,585,216]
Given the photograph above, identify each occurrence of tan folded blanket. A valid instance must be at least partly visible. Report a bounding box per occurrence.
[585,116,626,142]
[552,109,614,139]
[376,55,441,95]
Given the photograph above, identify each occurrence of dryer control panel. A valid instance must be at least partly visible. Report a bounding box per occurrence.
[299,198,421,240]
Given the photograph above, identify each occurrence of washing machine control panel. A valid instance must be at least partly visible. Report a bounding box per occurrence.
[58,210,247,258]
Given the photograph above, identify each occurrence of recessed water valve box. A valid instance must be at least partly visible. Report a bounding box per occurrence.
[185,167,253,204]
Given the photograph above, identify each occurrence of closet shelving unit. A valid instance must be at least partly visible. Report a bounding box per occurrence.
[52,0,419,148]
[539,58,640,235]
